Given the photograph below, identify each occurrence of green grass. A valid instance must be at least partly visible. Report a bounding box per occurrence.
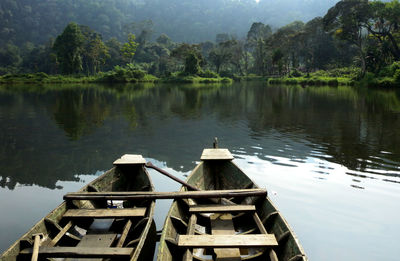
[0,73,99,84]
[0,72,159,84]
[268,76,355,86]
[161,74,233,84]
[0,71,232,85]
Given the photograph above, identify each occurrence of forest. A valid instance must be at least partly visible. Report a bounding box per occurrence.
[0,0,399,87]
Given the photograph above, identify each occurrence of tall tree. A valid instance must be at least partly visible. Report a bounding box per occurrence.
[121,34,139,63]
[86,35,109,74]
[246,22,272,75]
[323,0,370,76]
[367,0,400,61]
[170,43,204,73]
[53,22,85,74]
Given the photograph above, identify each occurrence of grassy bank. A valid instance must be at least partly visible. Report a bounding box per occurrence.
[267,66,400,88]
[268,76,355,86]
[162,74,232,84]
[267,68,357,86]
[0,73,99,84]
[0,69,233,85]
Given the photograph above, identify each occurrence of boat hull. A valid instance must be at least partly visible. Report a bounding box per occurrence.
[1,162,156,261]
[158,157,307,261]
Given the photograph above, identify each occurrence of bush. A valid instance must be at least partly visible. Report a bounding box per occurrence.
[219,70,234,78]
[131,69,146,79]
[379,61,400,77]
[377,77,395,88]
[394,69,400,84]
[290,69,302,77]
[199,70,219,78]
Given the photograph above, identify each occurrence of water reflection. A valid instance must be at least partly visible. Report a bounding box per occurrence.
[1,82,400,260]
[0,82,399,190]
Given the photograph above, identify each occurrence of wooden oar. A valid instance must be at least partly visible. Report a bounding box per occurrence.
[63,189,267,201]
[145,162,199,191]
[31,233,44,261]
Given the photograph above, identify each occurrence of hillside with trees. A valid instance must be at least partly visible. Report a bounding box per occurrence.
[0,0,339,47]
[1,0,399,88]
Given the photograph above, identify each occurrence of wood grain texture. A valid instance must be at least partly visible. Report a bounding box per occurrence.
[190,204,255,213]
[182,214,197,261]
[20,247,133,258]
[48,221,73,247]
[63,208,146,218]
[210,214,241,261]
[200,149,234,160]
[178,234,278,247]
[64,189,267,200]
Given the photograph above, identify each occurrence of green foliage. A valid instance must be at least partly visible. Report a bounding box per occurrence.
[53,22,85,74]
[290,69,303,77]
[2,0,399,89]
[394,69,400,84]
[121,34,139,63]
[379,62,400,77]
[312,67,361,79]
[199,70,220,78]
[184,52,201,75]
[162,72,232,84]
[99,64,155,83]
[269,76,353,86]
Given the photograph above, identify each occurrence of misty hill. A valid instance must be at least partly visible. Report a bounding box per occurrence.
[1,0,339,47]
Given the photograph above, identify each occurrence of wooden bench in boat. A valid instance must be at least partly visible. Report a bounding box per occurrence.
[20,226,135,259]
[179,204,279,261]
[178,234,278,248]
[20,247,133,258]
[189,204,255,213]
[65,233,118,261]
[176,204,278,261]
[211,213,241,260]
[63,208,146,219]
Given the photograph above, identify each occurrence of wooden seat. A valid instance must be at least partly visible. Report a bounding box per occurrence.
[63,208,146,219]
[65,233,118,261]
[19,247,134,258]
[189,204,255,213]
[180,205,279,261]
[178,234,278,248]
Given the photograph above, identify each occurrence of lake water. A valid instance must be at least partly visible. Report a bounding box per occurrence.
[0,82,399,260]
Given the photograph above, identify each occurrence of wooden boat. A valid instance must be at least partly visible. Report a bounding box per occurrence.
[0,154,156,261]
[157,148,307,261]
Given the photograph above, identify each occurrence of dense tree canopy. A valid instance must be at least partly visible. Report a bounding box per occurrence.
[1,0,400,83]
[0,0,340,48]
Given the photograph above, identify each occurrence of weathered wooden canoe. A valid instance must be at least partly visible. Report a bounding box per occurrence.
[157,148,307,261]
[0,154,156,261]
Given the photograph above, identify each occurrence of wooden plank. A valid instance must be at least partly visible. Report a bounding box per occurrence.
[113,154,146,165]
[66,234,117,261]
[178,234,278,248]
[63,208,146,219]
[190,204,255,213]
[182,214,197,261]
[253,213,278,261]
[48,221,73,247]
[64,189,267,201]
[116,219,132,248]
[253,213,267,234]
[78,234,117,247]
[200,149,234,160]
[211,214,241,261]
[19,247,133,258]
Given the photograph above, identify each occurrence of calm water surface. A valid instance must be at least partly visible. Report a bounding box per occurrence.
[0,82,400,260]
